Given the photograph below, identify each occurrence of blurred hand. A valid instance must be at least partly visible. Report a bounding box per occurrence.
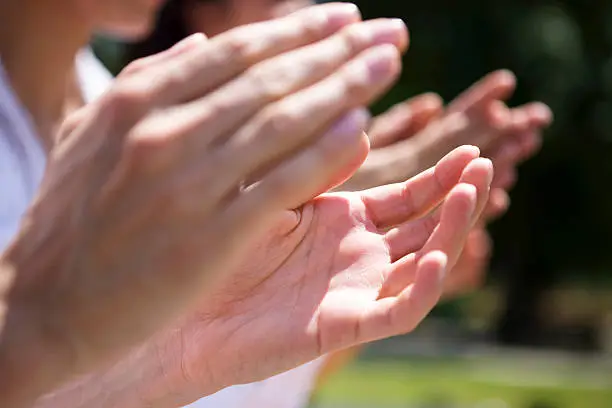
[342,70,552,195]
[1,4,414,405]
[338,69,552,298]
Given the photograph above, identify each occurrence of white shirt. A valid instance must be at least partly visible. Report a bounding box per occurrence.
[0,58,46,250]
[0,46,327,408]
[0,47,111,251]
[187,358,325,408]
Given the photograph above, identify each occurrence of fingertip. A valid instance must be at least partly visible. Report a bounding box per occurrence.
[455,145,481,159]
[187,32,208,43]
[176,32,207,48]
[420,250,448,269]
[390,18,410,52]
[418,92,444,110]
[451,183,479,205]
[436,145,481,186]
[490,188,511,213]
[493,69,517,90]
[530,102,554,127]
[316,2,363,30]
[461,156,494,188]
[419,250,448,282]
[478,157,494,186]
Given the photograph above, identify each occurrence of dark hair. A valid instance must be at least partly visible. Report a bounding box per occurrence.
[122,0,218,68]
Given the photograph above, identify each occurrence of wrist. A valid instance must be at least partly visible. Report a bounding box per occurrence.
[35,329,218,408]
[139,328,222,407]
[0,274,73,407]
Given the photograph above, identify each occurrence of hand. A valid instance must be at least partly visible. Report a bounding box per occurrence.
[1,4,410,405]
[367,92,444,149]
[36,146,490,408]
[138,146,492,407]
[341,70,552,194]
[337,70,552,299]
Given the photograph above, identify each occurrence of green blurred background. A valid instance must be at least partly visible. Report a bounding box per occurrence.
[94,0,612,406]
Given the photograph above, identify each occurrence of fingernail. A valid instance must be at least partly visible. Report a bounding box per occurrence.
[317,3,361,31]
[364,44,400,82]
[365,19,408,49]
[330,108,371,136]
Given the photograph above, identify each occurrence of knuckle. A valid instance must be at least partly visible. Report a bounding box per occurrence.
[334,64,372,105]
[342,24,370,54]
[222,28,259,68]
[261,172,295,201]
[259,104,301,138]
[297,8,330,43]
[155,66,188,100]
[342,72,371,102]
[102,79,152,125]
[246,61,294,101]
[120,57,150,77]
[123,117,179,175]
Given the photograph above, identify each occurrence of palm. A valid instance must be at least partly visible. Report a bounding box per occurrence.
[165,146,492,394]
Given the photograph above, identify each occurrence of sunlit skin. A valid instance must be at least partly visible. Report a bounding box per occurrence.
[0,3,492,406]
[176,0,552,389]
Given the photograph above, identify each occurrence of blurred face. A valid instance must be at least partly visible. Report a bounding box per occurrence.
[79,0,169,40]
[185,0,315,37]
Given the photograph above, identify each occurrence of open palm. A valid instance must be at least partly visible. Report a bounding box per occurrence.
[156,147,492,403]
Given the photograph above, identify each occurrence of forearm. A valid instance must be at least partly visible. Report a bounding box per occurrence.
[35,330,212,408]
[35,343,166,408]
[0,226,215,408]
[0,248,73,407]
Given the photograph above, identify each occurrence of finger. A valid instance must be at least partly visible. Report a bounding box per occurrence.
[359,145,480,229]
[492,166,517,190]
[357,250,447,343]
[171,18,406,152]
[483,132,522,163]
[451,158,493,227]
[381,182,478,299]
[523,101,553,129]
[216,44,401,198]
[516,130,543,162]
[383,158,492,264]
[485,99,512,131]
[148,3,363,104]
[447,70,516,115]
[408,94,446,135]
[368,92,443,148]
[442,228,491,299]
[119,33,207,77]
[99,4,363,131]
[488,102,551,144]
[232,108,370,226]
[481,188,510,222]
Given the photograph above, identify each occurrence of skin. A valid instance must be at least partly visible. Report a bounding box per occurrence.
[0,2,488,407]
[183,0,552,298]
[36,144,492,408]
[181,0,552,390]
